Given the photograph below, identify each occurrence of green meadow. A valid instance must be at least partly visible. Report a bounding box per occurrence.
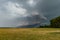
[0,28,60,40]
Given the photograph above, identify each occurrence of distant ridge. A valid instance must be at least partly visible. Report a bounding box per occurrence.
[0,23,40,28]
[17,23,40,28]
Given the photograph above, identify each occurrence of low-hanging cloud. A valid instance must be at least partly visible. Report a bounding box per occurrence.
[0,0,60,27]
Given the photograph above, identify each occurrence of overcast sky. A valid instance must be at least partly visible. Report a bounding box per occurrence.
[0,0,60,27]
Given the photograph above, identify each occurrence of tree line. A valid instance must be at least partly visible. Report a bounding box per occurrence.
[39,16,60,28]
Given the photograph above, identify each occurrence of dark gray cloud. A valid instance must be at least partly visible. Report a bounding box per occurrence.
[0,0,60,27]
[37,0,60,19]
[34,0,60,25]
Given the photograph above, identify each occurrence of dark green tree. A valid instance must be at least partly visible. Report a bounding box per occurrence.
[50,16,60,28]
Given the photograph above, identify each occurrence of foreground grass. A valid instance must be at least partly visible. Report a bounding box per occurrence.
[0,28,60,40]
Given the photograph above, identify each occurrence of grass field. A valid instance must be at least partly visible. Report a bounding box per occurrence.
[0,28,60,40]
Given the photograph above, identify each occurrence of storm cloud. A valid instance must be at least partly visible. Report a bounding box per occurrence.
[0,0,60,27]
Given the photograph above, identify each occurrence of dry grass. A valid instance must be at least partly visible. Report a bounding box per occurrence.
[0,28,60,40]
